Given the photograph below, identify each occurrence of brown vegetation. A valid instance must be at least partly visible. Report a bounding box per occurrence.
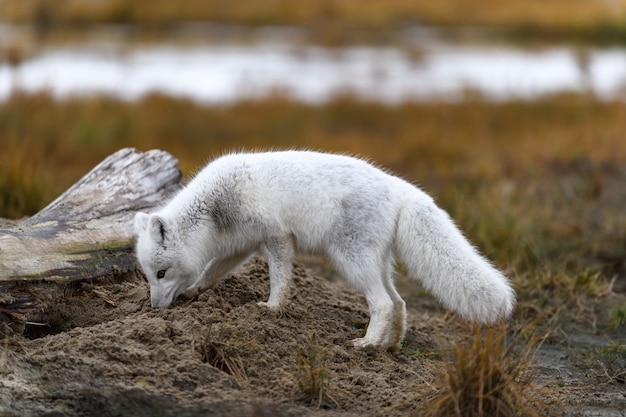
[422,324,554,417]
[2,0,626,44]
[1,92,625,415]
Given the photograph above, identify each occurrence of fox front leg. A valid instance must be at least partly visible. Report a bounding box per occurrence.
[257,235,296,312]
[182,252,252,299]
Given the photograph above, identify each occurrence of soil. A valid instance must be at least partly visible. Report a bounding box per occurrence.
[1,257,625,417]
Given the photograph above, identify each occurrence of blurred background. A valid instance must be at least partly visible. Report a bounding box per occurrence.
[1,0,625,318]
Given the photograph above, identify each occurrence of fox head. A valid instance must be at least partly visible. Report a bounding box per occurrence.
[134,212,198,308]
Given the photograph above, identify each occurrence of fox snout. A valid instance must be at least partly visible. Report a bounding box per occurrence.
[149,279,192,309]
[150,289,176,309]
[150,296,171,309]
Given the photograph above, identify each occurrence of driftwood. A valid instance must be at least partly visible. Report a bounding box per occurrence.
[0,148,182,333]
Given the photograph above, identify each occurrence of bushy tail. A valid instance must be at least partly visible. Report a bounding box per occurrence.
[394,193,515,324]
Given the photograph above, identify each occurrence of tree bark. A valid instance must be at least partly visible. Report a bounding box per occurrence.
[0,148,182,333]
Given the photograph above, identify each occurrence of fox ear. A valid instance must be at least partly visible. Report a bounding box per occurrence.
[148,215,167,244]
[134,212,150,234]
[134,213,167,244]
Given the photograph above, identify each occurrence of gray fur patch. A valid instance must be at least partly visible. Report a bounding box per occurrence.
[196,173,247,233]
[209,195,238,232]
[333,191,386,261]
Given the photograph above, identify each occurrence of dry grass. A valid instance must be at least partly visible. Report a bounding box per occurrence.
[2,91,625,188]
[193,324,248,388]
[0,137,50,219]
[293,332,339,408]
[2,0,626,44]
[1,91,624,330]
[612,307,626,329]
[590,342,626,385]
[421,323,557,417]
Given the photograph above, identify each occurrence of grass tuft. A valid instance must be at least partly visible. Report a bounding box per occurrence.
[574,269,604,297]
[193,324,248,388]
[293,332,339,408]
[611,306,626,329]
[591,342,626,385]
[421,323,558,417]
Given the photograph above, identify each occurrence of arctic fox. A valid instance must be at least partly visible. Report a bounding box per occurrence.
[134,150,515,349]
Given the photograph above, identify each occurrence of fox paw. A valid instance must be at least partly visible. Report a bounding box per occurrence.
[351,337,399,351]
[351,337,377,348]
[182,286,200,299]
[257,301,288,318]
[257,300,281,311]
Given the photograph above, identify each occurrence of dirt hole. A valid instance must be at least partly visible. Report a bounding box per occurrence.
[23,321,62,340]
[17,272,149,340]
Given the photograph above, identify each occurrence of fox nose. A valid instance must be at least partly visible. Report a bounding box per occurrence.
[150,291,173,309]
[151,298,163,309]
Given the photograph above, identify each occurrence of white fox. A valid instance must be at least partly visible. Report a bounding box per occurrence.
[134,150,515,349]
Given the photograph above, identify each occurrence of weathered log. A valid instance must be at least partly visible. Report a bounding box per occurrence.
[0,148,182,333]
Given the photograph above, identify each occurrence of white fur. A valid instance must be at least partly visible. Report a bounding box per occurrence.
[134,150,515,349]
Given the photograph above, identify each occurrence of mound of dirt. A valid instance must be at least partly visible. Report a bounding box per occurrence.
[1,258,444,417]
[1,258,625,416]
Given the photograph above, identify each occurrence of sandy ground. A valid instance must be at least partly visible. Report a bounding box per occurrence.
[1,257,625,417]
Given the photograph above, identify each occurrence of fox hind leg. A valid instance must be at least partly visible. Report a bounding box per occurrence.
[382,257,407,350]
[330,249,399,349]
[356,256,406,350]
[353,283,396,349]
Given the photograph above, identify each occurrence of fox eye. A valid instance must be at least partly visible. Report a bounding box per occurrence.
[156,270,167,279]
